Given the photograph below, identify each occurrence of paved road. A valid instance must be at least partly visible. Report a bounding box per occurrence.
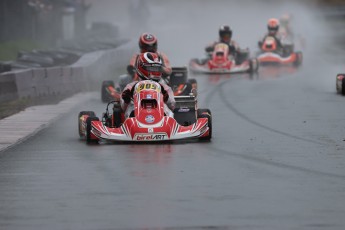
[1,1,345,230]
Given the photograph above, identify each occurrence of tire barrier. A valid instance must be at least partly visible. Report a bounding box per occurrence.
[0,40,136,103]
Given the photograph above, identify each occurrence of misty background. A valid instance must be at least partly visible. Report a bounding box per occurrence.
[1,0,345,85]
[0,1,340,56]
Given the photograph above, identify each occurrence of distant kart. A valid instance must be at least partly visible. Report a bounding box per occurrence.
[336,73,345,95]
[189,43,258,74]
[79,80,211,143]
[101,66,197,103]
[257,36,303,66]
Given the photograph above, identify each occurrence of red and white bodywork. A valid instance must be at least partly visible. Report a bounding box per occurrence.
[80,81,210,142]
[257,36,302,66]
[189,43,254,74]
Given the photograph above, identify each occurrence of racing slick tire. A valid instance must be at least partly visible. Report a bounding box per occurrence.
[86,116,99,144]
[112,107,123,128]
[248,58,259,73]
[101,80,115,103]
[293,51,303,67]
[336,74,345,95]
[78,111,96,138]
[197,109,212,141]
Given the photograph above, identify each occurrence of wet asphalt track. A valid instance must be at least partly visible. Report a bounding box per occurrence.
[1,1,345,229]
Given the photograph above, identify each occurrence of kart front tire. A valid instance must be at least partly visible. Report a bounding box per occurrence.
[86,116,99,144]
[249,58,259,73]
[293,52,303,67]
[78,111,96,137]
[197,109,212,141]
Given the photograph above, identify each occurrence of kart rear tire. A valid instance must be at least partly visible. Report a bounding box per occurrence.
[342,78,345,95]
[78,111,96,137]
[86,116,99,144]
[101,80,115,103]
[249,58,259,73]
[197,109,212,140]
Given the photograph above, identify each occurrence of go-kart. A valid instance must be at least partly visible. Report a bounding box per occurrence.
[80,80,211,143]
[257,36,303,66]
[336,73,345,95]
[101,66,197,103]
[189,43,258,74]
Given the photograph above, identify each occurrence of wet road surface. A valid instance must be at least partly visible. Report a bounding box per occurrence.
[1,1,345,229]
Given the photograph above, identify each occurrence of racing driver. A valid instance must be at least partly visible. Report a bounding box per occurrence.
[258,18,284,53]
[127,33,172,81]
[121,52,175,118]
[205,25,249,65]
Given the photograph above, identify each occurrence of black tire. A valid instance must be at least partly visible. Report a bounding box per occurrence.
[78,111,96,137]
[112,107,123,128]
[293,52,303,67]
[101,80,115,103]
[249,58,259,73]
[86,116,99,144]
[197,109,212,140]
[342,78,345,96]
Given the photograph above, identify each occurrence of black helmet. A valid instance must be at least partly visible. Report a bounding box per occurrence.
[219,25,232,43]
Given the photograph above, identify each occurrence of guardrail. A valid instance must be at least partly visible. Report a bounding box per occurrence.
[0,40,136,103]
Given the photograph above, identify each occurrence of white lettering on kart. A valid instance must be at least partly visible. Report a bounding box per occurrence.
[135,134,167,141]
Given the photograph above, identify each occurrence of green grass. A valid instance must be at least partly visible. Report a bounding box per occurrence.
[0,40,44,61]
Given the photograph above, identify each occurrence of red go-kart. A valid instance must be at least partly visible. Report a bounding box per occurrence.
[79,80,211,143]
[189,43,258,74]
[257,36,303,66]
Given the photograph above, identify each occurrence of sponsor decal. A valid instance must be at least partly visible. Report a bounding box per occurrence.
[135,134,167,141]
[146,94,152,99]
[148,128,154,133]
[178,107,190,112]
[145,115,155,123]
[135,82,161,93]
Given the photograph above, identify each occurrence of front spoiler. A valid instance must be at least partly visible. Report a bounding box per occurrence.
[257,52,297,65]
[189,60,251,74]
[90,117,210,142]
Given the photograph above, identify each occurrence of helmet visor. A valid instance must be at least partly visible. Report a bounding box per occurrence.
[143,63,162,72]
[220,31,231,42]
